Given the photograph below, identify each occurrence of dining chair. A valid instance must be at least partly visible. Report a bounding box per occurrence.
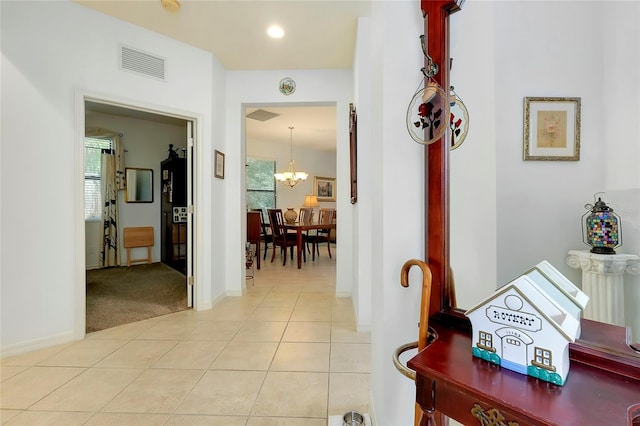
[267,209,305,266]
[246,211,262,270]
[298,207,314,253]
[305,208,334,261]
[251,208,273,261]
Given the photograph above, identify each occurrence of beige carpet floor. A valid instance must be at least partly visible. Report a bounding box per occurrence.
[86,262,188,333]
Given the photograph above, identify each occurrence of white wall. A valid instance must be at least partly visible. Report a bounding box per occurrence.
[449,1,498,309]
[602,2,640,338]
[494,1,604,284]
[368,2,427,425]
[353,16,374,331]
[1,0,216,355]
[208,49,228,311]
[84,112,187,269]
[247,138,337,213]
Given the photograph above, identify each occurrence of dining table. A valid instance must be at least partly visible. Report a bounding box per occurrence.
[284,221,336,269]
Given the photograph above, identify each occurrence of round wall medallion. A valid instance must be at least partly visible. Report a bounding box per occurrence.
[279,77,296,96]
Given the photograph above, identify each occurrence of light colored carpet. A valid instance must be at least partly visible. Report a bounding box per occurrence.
[86,262,188,333]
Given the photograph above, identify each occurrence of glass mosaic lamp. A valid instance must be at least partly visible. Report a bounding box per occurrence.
[582,196,622,254]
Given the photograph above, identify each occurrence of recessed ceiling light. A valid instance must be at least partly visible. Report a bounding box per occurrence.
[267,25,285,39]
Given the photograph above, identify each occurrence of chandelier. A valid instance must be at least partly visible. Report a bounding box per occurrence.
[274,126,308,187]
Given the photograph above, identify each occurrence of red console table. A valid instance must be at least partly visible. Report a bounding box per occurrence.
[408,319,640,426]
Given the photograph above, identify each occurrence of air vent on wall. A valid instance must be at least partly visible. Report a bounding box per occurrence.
[120,45,166,81]
[246,109,280,122]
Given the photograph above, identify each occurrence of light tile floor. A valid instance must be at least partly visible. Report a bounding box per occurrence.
[1,245,370,425]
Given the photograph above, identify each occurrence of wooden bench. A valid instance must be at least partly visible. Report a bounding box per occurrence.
[123,226,154,266]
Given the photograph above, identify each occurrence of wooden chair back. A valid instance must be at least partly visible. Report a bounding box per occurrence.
[299,207,313,225]
[247,211,261,243]
[250,208,269,236]
[318,208,334,224]
[317,208,335,235]
[267,209,286,240]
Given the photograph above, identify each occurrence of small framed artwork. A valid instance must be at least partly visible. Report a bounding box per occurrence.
[523,97,581,161]
[313,176,336,202]
[349,103,358,204]
[214,150,225,179]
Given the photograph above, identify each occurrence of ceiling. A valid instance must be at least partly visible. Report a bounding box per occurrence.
[85,101,337,152]
[245,105,336,152]
[74,0,371,71]
[78,0,361,151]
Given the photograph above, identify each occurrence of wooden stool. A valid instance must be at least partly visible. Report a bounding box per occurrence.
[123,227,154,266]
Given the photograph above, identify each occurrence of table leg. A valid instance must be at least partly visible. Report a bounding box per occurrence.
[416,375,440,426]
[256,241,261,270]
[296,229,302,269]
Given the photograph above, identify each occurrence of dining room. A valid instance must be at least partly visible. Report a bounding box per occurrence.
[245,103,338,279]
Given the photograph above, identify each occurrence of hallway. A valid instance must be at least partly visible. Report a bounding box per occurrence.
[1,247,371,425]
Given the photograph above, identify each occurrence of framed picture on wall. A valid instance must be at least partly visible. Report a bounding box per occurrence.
[214,150,225,179]
[523,97,581,161]
[313,176,336,202]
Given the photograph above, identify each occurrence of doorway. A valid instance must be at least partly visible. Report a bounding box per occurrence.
[244,103,337,280]
[81,98,196,333]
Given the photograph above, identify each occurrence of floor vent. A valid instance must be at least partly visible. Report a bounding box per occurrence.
[120,45,166,81]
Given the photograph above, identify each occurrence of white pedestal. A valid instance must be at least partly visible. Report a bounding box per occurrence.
[566,250,640,326]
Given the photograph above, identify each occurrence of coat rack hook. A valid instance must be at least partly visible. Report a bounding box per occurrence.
[419,35,439,78]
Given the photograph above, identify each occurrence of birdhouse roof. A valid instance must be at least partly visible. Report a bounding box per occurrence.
[465,275,581,343]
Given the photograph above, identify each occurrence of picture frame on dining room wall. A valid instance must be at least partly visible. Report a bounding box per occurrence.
[523,97,581,161]
[313,176,336,202]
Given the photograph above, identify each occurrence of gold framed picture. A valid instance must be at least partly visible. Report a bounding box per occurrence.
[523,97,581,161]
[313,176,336,202]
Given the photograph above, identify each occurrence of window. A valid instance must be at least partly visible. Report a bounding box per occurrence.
[533,346,553,369]
[478,331,493,351]
[84,137,113,221]
[246,157,276,216]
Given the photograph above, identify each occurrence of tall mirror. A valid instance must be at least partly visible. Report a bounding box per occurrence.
[442,2,639,356]
[125,168,154,203]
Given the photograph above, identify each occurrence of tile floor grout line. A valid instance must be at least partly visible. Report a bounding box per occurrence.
[2,245,369,424]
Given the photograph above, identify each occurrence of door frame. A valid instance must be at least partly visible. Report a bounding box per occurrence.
[74,90,202,338]
[242,101,338,281]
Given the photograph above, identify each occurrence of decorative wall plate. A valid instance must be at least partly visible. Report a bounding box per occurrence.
[407,79,449,145]
[279,77,296,95]
[449,88,469,150]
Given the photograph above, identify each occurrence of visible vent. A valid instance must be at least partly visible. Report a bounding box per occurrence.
[120,45,166,81]
[246,109,280,122]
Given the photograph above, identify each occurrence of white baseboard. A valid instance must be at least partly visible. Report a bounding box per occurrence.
[1,330,76,359]
[195,299,213,311]
[368,389,377,426]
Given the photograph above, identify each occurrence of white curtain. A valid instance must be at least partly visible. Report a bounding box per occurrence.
[86,128,125,190]
[100,152,119,267]
[86,128,125,267]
